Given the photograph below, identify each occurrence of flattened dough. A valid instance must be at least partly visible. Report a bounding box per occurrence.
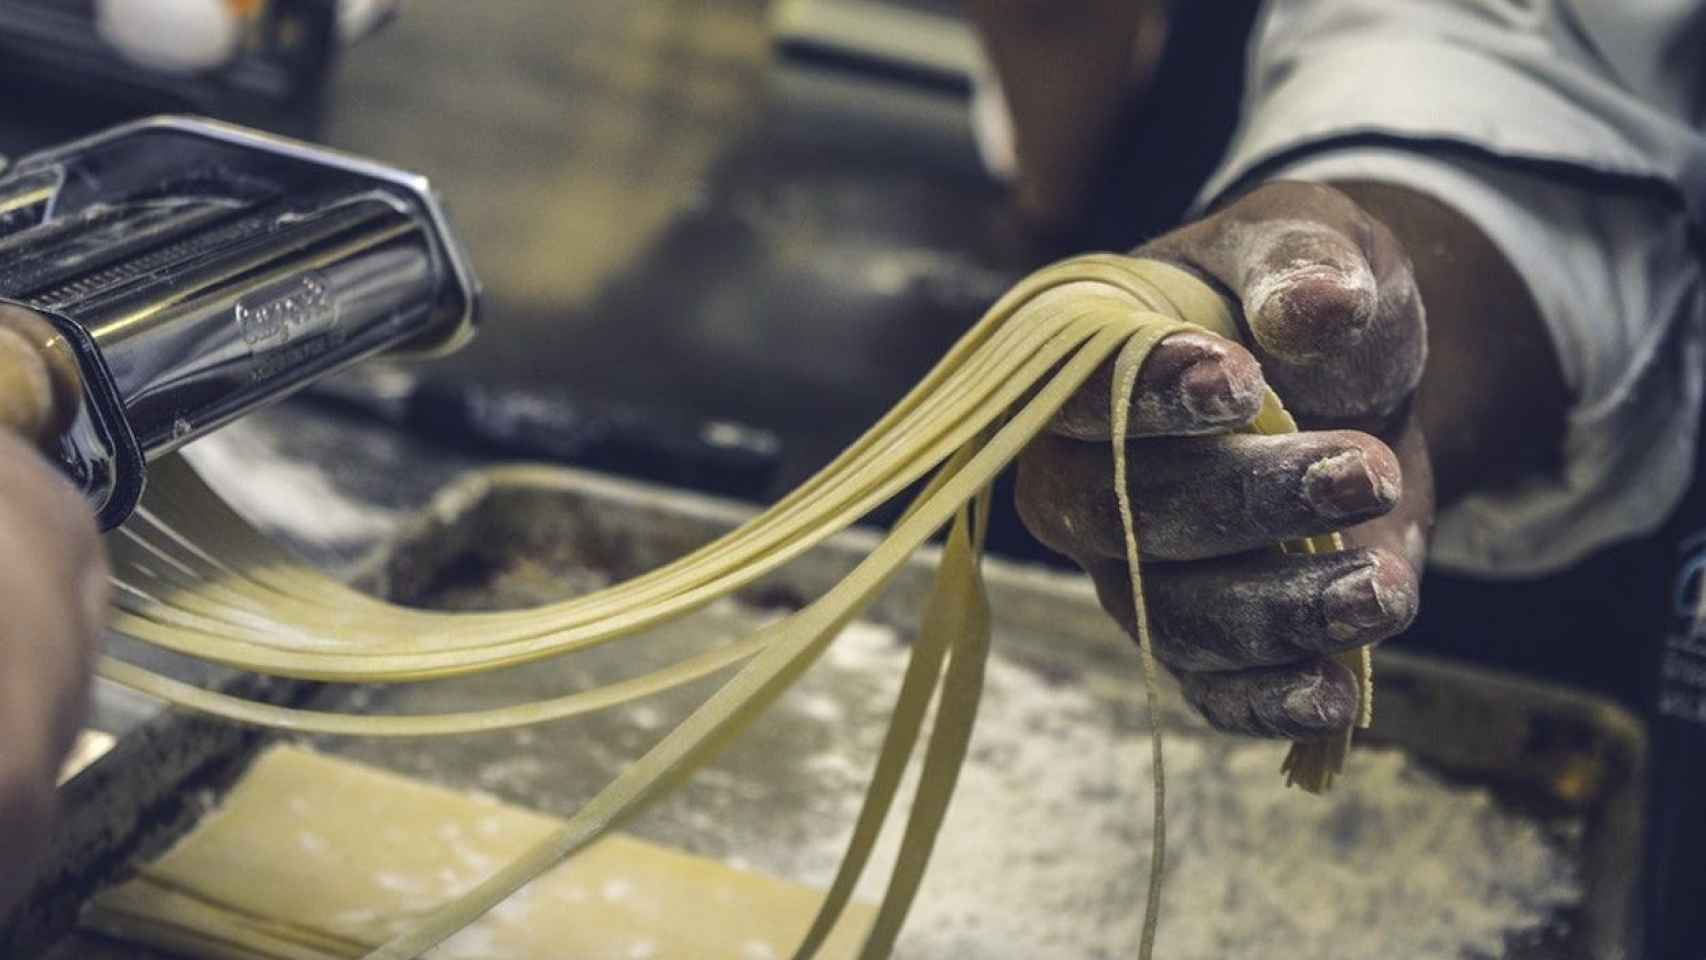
[84,745,875,959]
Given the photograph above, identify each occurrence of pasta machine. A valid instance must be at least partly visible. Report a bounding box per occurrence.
[0,115,480,528]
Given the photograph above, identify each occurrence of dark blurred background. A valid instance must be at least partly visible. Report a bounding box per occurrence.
[0,0,1258,562]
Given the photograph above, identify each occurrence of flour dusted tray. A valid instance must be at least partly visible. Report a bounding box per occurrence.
[20,410,1643,959]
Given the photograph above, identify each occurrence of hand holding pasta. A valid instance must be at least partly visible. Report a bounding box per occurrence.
[1017,182,1432,740]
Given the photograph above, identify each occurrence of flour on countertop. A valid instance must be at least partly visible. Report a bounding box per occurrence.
[781,622,1580,960]
[315,582,1581,960]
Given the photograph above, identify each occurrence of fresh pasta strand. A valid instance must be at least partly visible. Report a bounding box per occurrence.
[94,255,1371,959]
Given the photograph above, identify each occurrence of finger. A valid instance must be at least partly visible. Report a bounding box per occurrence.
[0,431,107,775]
[1049,331,1265,441]
[1085,547,1416,672]
[1014,429,1400,562]
[1141,181,1426,425]
[0,433,104,913]
[0,748,55,911]
[1177,659,1361,740]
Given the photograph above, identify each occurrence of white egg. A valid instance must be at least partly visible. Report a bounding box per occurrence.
[96,0,242,75]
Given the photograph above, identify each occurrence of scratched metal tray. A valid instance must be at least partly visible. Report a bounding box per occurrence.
[15,410,1645,959]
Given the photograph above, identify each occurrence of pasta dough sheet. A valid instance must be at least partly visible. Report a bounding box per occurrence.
[82,745,876,960]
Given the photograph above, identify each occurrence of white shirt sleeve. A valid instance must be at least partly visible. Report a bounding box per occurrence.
[1197,0,1706,578]
[1274,148,1703,577]
[1200,1,1705,217]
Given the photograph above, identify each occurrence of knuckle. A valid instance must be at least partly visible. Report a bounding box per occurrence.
[1176,672,1244,733]
[1184,675,1288,738]
[1146,565,1272,671]
[1012,454,1055,542]
[1348,196,1406,266]
[1147,621,1224,673]
[1013,445,1109,560]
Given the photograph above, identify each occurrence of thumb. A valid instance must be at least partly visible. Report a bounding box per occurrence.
[1140,181,1427,429]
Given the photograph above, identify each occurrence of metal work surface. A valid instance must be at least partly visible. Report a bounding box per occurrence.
[25,403,1644,959]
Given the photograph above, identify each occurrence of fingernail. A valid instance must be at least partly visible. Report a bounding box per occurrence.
[1265,660,1358,735]
[1281,674,1355,733]
[1321,561,1414,641]
[1247,264,1378,361]
[1280,685,1331,732]
[1301,449,1391,519]
[1178,353,1260,425]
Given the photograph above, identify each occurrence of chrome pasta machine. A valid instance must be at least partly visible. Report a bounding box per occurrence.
[0,115,479,528]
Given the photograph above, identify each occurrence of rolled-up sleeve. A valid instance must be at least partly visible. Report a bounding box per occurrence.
[1195,0,1706,577]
